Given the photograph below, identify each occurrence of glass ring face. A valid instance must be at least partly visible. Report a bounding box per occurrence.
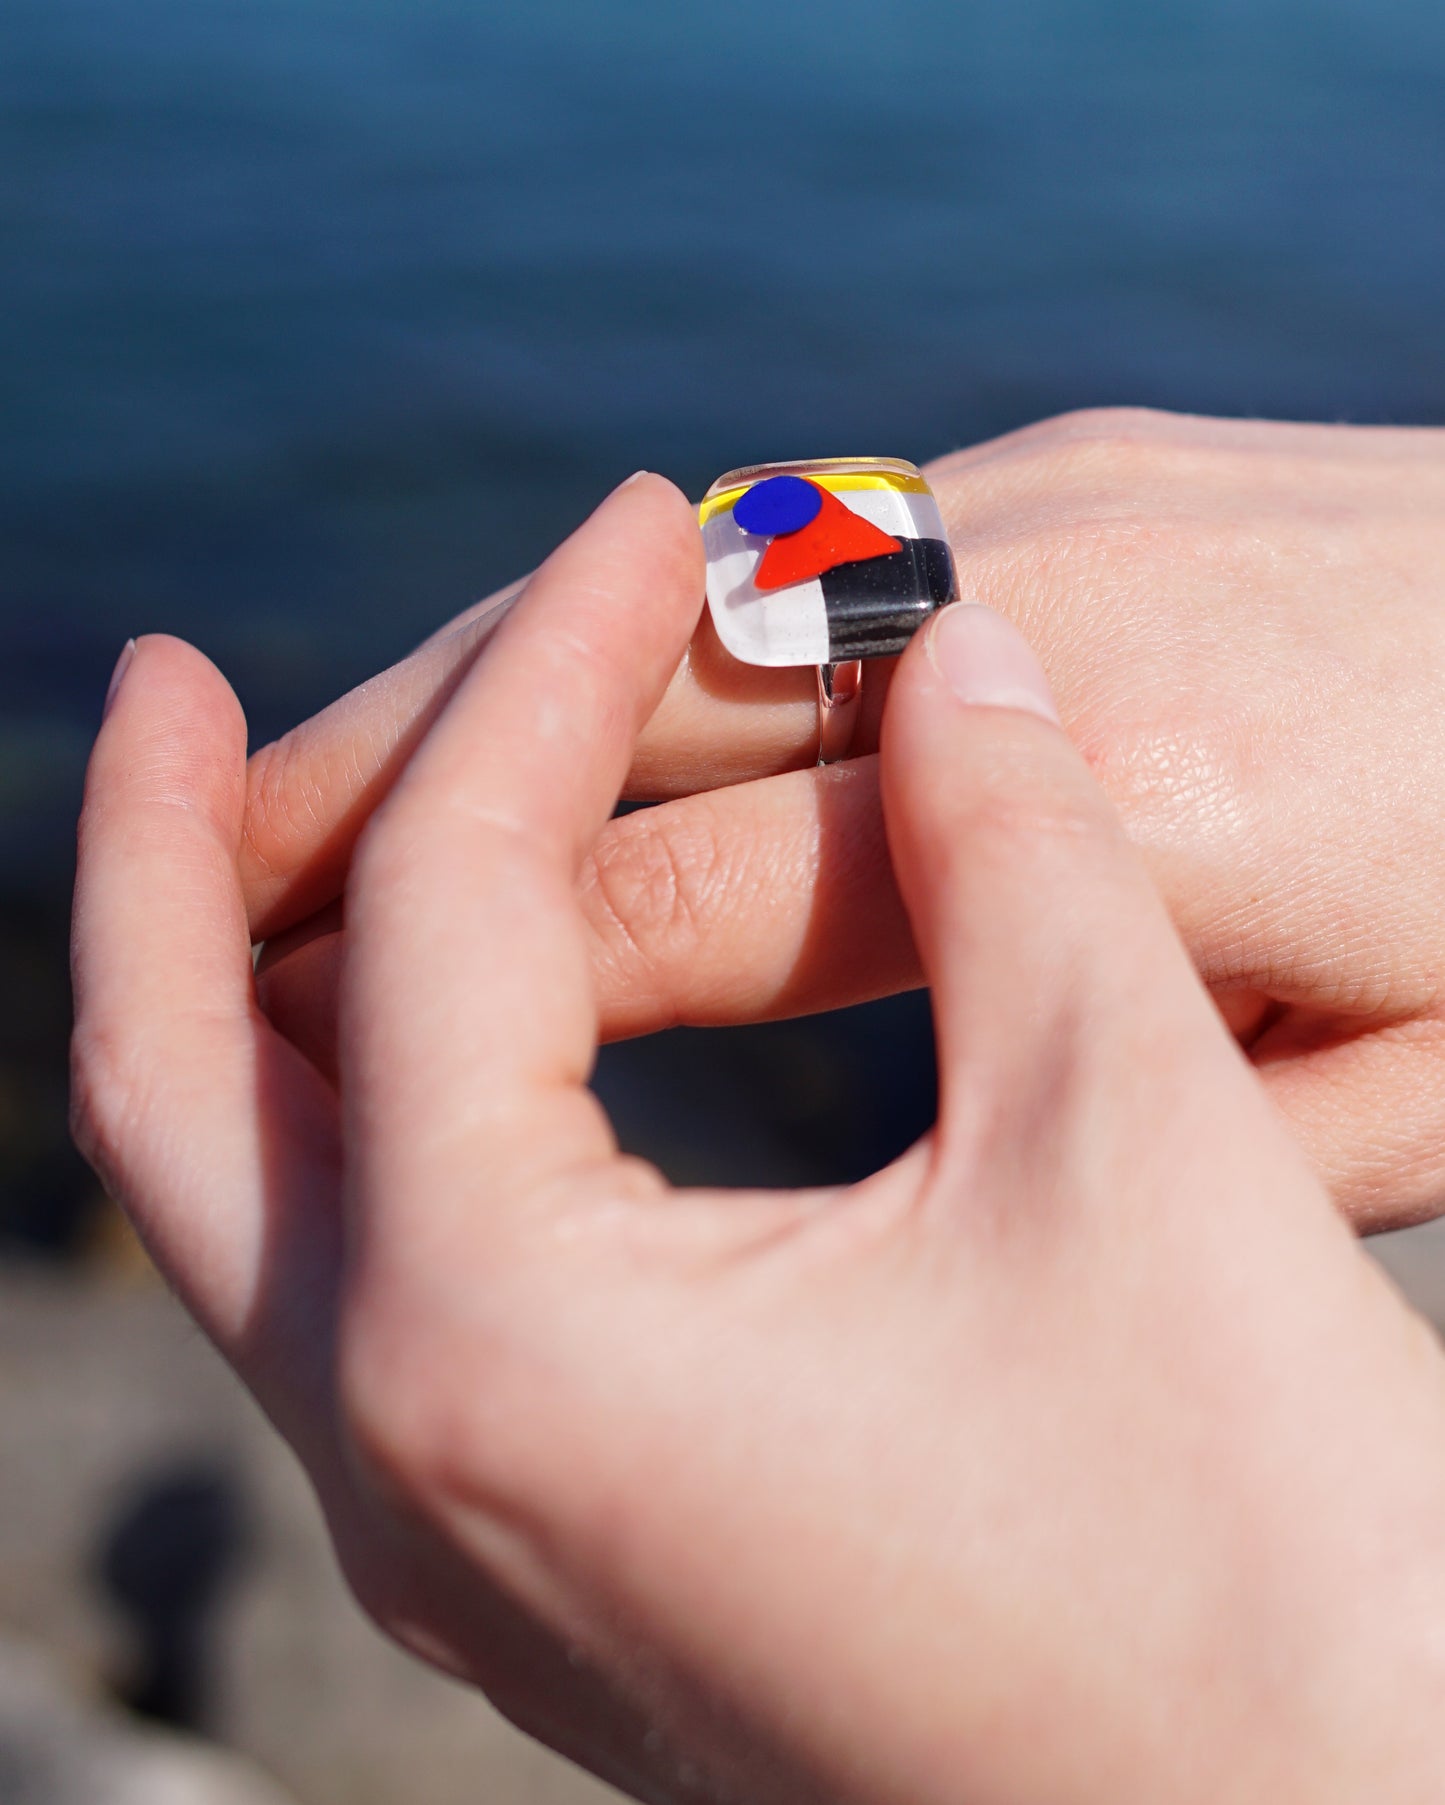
[699,457,958,668]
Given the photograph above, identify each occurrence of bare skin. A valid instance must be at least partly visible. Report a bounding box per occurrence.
[242,409,1445,1232]
[71,477,1445,1801]
[67,476,1445,1790]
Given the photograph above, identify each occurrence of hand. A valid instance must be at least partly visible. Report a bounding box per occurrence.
[243,411,1445,1230]
[73,476,1445,1803]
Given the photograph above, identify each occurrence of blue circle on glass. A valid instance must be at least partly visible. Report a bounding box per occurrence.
[733,474,821,538]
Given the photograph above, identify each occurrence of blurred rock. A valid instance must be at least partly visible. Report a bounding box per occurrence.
[3,1213,1444,1805]
[0,1264,620,1805]
[97,1458,250,1731]
[0,1631,296,1805]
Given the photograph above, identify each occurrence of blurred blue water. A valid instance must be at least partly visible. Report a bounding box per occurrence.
[0,0,1442,1201]
[5,0,1444,807]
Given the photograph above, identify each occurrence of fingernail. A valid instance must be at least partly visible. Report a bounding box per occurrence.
[102,639,137,721]
[926,603,1060,726]
[617,469,651,490]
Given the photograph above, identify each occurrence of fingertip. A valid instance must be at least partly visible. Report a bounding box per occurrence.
[101,638,137,721]
[593,468,706,592]
[101,632,247,738]
[922,603,1061,725]
[878,596,1230,1139]
[84,634,249,837]
[610,466,696,517]
[882,604,1066,797]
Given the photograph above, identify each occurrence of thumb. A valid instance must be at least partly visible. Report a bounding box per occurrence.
[881,603,1233,1154]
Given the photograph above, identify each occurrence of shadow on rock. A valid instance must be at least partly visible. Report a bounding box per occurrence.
[94,1459,250,1732]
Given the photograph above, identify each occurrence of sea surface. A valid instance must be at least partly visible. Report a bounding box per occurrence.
[3,0,1444,1225]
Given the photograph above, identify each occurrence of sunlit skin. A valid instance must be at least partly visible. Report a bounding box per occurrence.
[243,408,1445,1231]
[73,475,1445,1802]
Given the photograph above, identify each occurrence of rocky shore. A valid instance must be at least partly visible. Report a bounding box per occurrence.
[0,1256,620,1805]
[5,1215,1445,1804]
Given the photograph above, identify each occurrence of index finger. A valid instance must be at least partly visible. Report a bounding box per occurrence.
[339,474,703,1296]
[241,566,894,943]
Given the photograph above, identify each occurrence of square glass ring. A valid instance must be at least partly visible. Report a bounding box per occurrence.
[700,457,958,668]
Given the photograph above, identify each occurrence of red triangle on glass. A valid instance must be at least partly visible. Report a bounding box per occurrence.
[753,483,902,591]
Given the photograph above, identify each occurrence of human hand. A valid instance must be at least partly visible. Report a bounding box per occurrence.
[244,411,1445,1229]
[73,476,1445,1804]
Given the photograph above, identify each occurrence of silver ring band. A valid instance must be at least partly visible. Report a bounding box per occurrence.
[816,660,863,765]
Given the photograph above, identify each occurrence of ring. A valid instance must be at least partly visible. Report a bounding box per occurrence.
[698,458,959,765]
[816,660,863,764]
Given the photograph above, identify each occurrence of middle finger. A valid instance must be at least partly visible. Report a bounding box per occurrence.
[241,575,897,943]
[256,757,918,1081]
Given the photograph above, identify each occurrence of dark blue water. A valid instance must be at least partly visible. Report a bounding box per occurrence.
[2,0,1443,1221]
[6,0,1445,881]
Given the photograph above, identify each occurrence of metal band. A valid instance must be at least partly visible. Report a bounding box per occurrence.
[816,660,863,765]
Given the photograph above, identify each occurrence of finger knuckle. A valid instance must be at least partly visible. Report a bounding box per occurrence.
[336,1305,545,1530]
[1043,404,1176,444]
[243,733,336,883]
[339,1329,483,1520]
[338,1342,429,1506]
[1024,410,1175,499]
[324,1517,420,1653]
[581,805,726,995]
[943,412,1201,618]
[69,1018,153,1194]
